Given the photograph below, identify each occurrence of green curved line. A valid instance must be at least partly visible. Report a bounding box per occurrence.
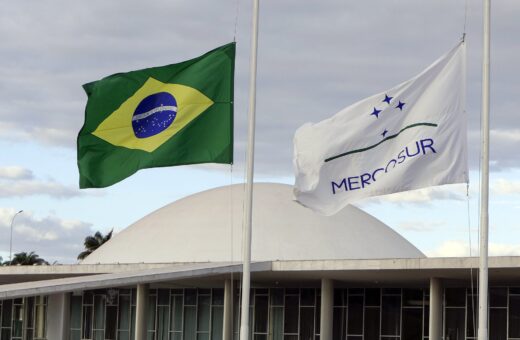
[324,122,438,163]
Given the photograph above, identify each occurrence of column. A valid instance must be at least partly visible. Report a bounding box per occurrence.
[320,278,334,340]
[429,278,443,340]
[223,279,233,340]
[135,284,150,340]
[46,293,70,340]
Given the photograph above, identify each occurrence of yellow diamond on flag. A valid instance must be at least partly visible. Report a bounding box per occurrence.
[92,77,214,153]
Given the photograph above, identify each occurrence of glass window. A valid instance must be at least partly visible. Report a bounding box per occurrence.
[184,306,196,340]
[403,289,423,307]
[466,295,478,338]
[25,297,34,328]
[2,300,12,327]
[270,289,284,307]
[490,288,507,307]
[70,296,82,329]
[13,304,23,338]
[333,307,346,340]
[445,308,464,340]
[212,289,224,306]
[347,295,363,335]
[156,306,169,340]
[270,306,283,340]
[147,295,157,332]
[445,288,465,307]
[381,295,401,336]
[170,295,183,332]
[284,295,299,334]
[158,289,170,306]
[197,294,211,333]
[93,295,105,330]
[82,305,93,339]
[509,295,520,338]
[364,307,380,340]
[489,308,506,340]
[423,305,429,337]
[402,308,422,340]
[211,306,223,340]
[334,289,345,307]
[301,289,315,307]
[300,307,314,340]
[254,295,268,333]
[118,294,131,331]
[365,289,380,307]
[106,306,117,340]
[185,289,197,306]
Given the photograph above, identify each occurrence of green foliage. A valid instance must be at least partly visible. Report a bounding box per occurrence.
[77,229,113,260]
[8,251,48,265]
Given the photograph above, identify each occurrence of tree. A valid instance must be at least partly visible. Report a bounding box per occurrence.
[77,229,113,260]
[9,251,48,265]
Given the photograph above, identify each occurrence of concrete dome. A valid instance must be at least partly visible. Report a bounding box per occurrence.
[82,183,424,264]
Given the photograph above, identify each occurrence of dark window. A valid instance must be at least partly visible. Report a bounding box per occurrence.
[365,289,380,307]
[332,308,346,340]
[334,289,345,307]
[381,295,401,336]
[402,308,422,340]
[445,288,465,307]
[364,307,380,340]
[403,289,423,307]
[445,308,464,340]
[490,288,507,307]
[301,289,315,307]
[509,295,520,338]
[347,295,363,335]
[466,295,478,338]
[489,308,506,340]
[270,288,284,306]
[212,289,224,306]
[157,289,169,306]
[284,295,299,334]
[300,307,315,340]
[254,295,268,333]
[106,305,117,340]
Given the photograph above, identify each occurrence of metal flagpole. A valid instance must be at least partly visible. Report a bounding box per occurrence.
[478,0,491,339]
[240,0,260,339]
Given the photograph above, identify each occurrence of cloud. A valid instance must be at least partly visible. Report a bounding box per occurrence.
[0,166,96,199]
[491,178,520,195]
[0,208,97,263]
[0,0,519,177]
[0,179,82,199]
[0,166,33,180]
[427,240,520,257]
[397,220,446,232]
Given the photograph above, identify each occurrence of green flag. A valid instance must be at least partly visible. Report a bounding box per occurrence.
[78,43,235,188]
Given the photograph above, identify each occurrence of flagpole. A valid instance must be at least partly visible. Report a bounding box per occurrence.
[240,0,260,339]
[478,0,491,339]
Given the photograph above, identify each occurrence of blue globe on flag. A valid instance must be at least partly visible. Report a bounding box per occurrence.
[132,92,177,138]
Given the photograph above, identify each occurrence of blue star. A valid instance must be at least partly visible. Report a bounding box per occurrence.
[370,107,382,118]
[382,129,388,138]
[396,101,406,111]
[383,94,393,104]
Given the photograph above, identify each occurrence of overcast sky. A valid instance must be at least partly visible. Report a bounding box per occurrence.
[1,0,519,263]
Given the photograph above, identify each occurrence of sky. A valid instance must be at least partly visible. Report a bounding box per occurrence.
[0,0,519,264]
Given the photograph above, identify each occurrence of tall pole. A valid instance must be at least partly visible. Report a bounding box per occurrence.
[478,0,491,339]
[9,210,23,264]
[239,0,260,340]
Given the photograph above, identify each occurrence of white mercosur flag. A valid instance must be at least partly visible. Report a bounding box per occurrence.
[293,42,467,215]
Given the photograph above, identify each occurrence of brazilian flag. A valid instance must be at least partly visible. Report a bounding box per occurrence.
[78,43,235,188]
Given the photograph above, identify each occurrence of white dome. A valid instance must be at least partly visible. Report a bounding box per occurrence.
[82,183,424,264]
